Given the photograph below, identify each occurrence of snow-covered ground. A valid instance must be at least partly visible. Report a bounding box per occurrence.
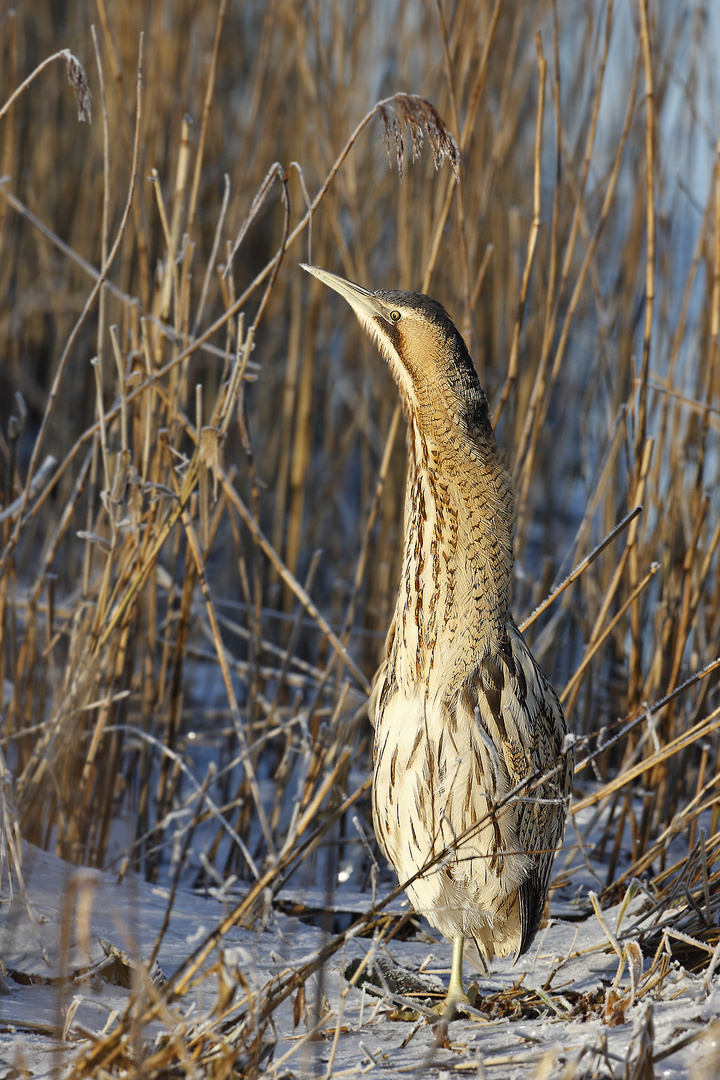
[2,836,719,1078]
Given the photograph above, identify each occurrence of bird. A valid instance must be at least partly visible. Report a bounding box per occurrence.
[301,263,573,1015]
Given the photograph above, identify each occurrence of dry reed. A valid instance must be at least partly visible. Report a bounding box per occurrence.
[1,1,719,1075]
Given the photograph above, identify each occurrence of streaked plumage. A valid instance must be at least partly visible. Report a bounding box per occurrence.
[302,264,573,1009]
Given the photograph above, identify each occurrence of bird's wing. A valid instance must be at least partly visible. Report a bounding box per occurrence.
[508,620,573,954]
[472,621,573,956]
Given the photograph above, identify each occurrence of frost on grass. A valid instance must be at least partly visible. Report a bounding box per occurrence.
[2,831,719,1079]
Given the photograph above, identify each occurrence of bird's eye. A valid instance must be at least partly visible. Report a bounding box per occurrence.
[389,310,401,322]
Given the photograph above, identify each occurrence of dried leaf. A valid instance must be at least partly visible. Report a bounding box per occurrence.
[432,1018,452,1049]
[199,427,220,501]
[110,450,131,504]
[198,425,221,550]
[625,940,644,1003]
[293,981,306,1028]
[604,986,626,1027]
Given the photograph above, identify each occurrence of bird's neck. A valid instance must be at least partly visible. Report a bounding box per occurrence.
[392,408,516,696]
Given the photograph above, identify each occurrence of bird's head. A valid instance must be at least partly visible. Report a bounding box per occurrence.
[301,264,489,433]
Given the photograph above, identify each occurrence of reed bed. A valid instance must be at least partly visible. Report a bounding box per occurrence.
[1,1,719,1075]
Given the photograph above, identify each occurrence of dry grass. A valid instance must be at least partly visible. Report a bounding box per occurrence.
[1,0,720,1075]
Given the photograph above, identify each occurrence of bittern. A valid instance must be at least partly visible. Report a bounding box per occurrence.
[302,264,573,1015]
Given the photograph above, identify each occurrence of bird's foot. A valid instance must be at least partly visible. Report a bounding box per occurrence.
[432,994,468,1022]
[432,979,480,1021]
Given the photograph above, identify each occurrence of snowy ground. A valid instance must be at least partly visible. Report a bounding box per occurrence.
[2,835,719,1078]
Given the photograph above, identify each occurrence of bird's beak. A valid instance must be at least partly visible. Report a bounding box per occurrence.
[301,264,391,322]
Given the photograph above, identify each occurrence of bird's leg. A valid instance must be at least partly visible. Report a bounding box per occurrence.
[447,935,469,1009]
[434,936,471,1019]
